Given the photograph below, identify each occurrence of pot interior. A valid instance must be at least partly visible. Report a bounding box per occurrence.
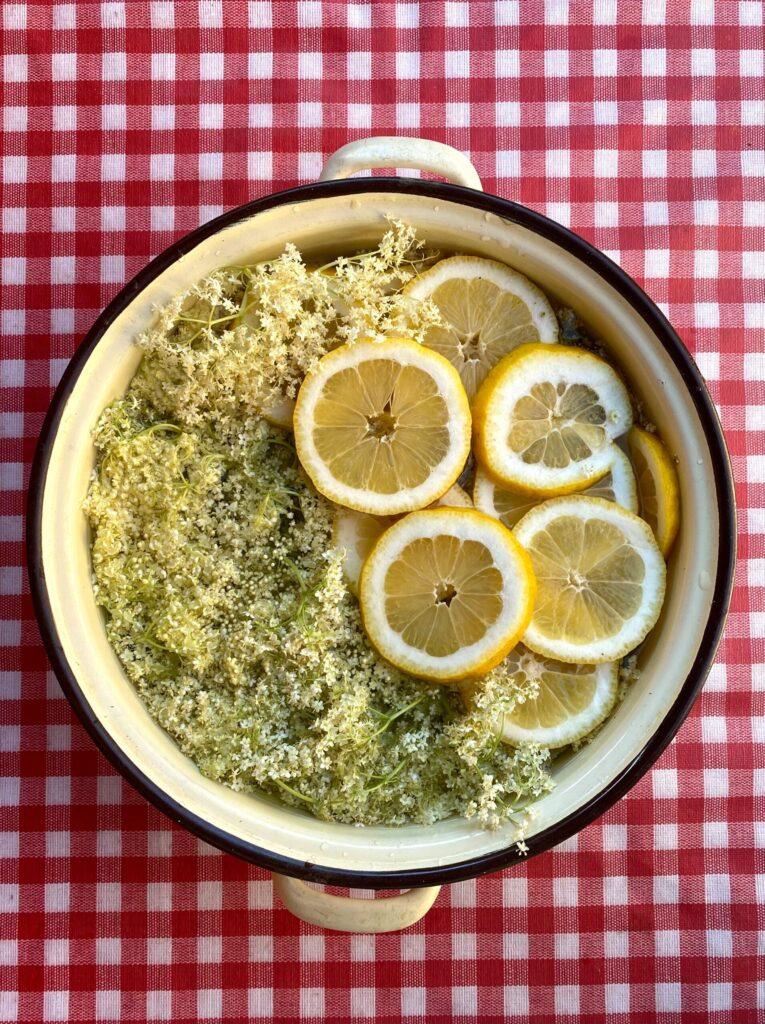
[37,189,723,877]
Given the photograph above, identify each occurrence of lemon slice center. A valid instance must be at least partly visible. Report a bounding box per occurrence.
[432,278,537,350]
[365,402,397,441]
[517,649,544,681]
[312,358,452,494]
[434,580,458,606]
[423,276,542,399]
[566,569,587,590]
[509,381,608,468]
[458,332,485,363]
[384,535,504,657]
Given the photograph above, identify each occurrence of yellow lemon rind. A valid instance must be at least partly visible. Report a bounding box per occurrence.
[628,425,681,557]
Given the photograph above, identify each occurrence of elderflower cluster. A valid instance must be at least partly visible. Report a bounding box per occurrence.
[84,224,555,829]
[131,220,444,440]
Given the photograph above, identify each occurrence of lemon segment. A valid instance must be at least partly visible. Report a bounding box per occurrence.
[404,256,558,400]
[628,426,681,557]
[294,338,471,515]
[577,446,638,511]
[359,509,536,683]
[473,446,638,528]
[473,343,633,496]
[433,482,473,509]
[514,495,665,663]
[498,645,619,749]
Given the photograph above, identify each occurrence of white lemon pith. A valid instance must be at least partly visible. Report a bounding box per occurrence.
[473,445,638,528]
[514,495,666,663]
[294,338,471,515]
[628,426,681,557]
[359,508,536,683]
[404,256,558,400]
[433,482,473,508]
[473,343,633,496]
[498,645,618,749]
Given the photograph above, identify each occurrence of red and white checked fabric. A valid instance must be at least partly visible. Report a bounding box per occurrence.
[0,2,763,1022]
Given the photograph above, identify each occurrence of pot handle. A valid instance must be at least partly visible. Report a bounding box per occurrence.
[319,136,483,191]
[273,874,441,933]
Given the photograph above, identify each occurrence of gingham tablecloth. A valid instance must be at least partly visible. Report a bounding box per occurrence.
[1,2,763,1022]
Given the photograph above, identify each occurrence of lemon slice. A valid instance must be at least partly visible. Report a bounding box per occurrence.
[294,338,471,515]
[404,256,558,400]
[498,645,619,748]
[359,508,536,683]
[628,426,681,556]
[473,343,633,496]
[473,446,638,528]
[514,495,665,663]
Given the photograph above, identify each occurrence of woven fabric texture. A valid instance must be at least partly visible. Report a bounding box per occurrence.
[1,2,763,1022]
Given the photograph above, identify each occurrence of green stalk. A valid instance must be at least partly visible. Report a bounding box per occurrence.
[366,694,426,743]
[134,422,182,439]
[365,759,407,793]
[175,311,241,327]
[273,779,314,804]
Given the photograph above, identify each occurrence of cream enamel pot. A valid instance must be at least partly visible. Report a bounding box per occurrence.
[27,138,736,933]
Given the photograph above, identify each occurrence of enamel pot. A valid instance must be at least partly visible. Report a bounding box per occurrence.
[27,137,736,933]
